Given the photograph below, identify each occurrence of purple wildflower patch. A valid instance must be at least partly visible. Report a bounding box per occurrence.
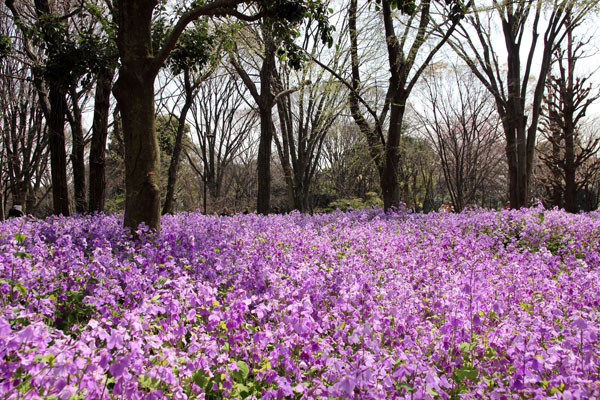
[0,206,599,398]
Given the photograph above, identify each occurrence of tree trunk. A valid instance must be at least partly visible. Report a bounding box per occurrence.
[163,71,193,215]
[11,180,28,209]
[564,116,577,212]
[89,70,114,213]
[113,0,161,233]
[381,94,405,210]
[48,86,70,216]
[550,128,562,208]
[257,107,274,214]
[256,33,276,215]
[504,33,528,210]
[69,92,87,214]
[114,69,161,232]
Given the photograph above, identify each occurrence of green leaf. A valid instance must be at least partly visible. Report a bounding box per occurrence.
[14,283,27,298]
[232,360,250,382]
[138,374,162,389]
[14,252,32,260]
[192,369,210,388]
[454,367,479,381]
[458,342,473,353]
[14,233,26,244]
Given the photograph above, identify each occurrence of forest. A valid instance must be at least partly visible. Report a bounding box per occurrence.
[1,0,599,229]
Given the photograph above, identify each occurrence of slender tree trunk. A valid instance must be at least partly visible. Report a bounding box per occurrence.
[517,127,528,208]
[273,132,296,210]
[273,111,296,210]
[551,128,562,208]
[48,86,70,216]
[25,183,37,215]
[564,116,577,212]
[256,33,276,215]
[89,70,115,213]
[563,22,578,213]
[163,72,193,215]
[257,107,274,214]
[69,93,87,214]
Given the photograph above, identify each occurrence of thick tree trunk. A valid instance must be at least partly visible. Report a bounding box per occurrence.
[48,86,70,216]
[114,0,161,233]
[11,181,28,209]
[516,125,528,208]
[25,183,37,215]
[293,179,310,213]
[163,72,193,215]
[257,107,274,214]
[504,35,529,210]
[256,35,276,215]
[89,70,114,213]
[381,96,405,210]
[114,69,161,232]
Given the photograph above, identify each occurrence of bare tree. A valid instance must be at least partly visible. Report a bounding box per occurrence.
[345,0,471,211]
[273,18,348,212]
[321,118,381,202]
[112,0,333,230]
[227,137,260,210]
[416,65,505,211]
[449,0,597,208]
[230,24,280,214]
[185,71,257,210]
[161,22,222,215]
[538,21,600,212]
[0,6,49,216]
[5,0,75,216]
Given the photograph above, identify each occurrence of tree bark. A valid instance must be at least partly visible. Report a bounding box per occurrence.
[563,29,577,213]
[551,128,562,208]
[89,70,114,213]
[113,0,161,232]
[11,181,28,208]
[47,86,71,216]
[114,69,161,232]
[68,89,87,214]
[381,94,405,209]
[256,31,276,215]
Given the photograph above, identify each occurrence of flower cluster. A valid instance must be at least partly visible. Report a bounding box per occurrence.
[1,206,599,399]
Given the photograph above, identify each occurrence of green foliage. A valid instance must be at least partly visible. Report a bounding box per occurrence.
[14,233,26,244]
[52,289,96,336]
[0,34,11,60]
[327,192,383,211]
[168,22,213,75]
[261,0,335,69]
[25,7,117,89]
[231,360,250,382]
[155,114,190,157]
[375,0,469,20]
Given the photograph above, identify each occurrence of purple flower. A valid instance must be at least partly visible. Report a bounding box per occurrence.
[109,355,130,378]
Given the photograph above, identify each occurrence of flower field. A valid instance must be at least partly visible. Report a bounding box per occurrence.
[1,207,599,399]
